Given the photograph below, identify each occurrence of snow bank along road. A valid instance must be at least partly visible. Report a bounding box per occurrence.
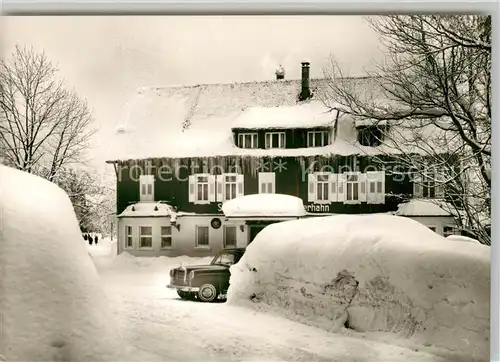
[91,246,462,362]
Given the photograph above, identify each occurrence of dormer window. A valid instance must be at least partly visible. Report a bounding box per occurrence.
[265,132,285,149]
[358,126,383,147]
[307,130,329,147]
[238,133,258,149]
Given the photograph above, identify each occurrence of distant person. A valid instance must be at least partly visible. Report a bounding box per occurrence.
[88,235,94,245]
[83,233,88,241]
[95,235,99,244]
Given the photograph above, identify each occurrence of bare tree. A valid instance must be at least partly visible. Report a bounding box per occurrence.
[53,167,115,234]
[321,15,491,244]
[0,45,95,181]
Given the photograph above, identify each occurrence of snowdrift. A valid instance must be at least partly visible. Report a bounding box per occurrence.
[227,214,490,361]
[0,166,126,361]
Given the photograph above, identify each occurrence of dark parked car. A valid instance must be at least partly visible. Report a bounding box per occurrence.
[167,248,246,302]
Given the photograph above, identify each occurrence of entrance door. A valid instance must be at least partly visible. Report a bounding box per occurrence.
[248,225,266,245]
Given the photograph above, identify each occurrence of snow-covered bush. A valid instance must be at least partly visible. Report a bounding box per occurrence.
[0,165,126,361]
[227,214,490,361]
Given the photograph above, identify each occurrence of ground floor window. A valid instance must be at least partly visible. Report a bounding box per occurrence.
[223,225,237,248]
[161,226,172,248]
[125,225,133,248]
[443,226,456,237]
[428,226,437,233]
[196,226,210,248]
[139,226,153,248]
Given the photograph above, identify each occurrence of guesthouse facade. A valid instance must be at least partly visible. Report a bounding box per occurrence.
[107,62,458,257]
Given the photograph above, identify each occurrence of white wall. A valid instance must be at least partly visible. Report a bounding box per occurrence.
[118,215,248,257]
[408,216,458,237]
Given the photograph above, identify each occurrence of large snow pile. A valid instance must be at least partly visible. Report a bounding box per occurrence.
[222,194,306,218]
[0,166,126,361]
[227,214,490,361]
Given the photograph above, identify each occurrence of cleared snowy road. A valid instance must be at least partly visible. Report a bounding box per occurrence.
[91,246,455,362]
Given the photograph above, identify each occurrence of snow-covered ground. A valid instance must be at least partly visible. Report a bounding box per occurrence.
[227,214,490,362]
[89,238,479,362]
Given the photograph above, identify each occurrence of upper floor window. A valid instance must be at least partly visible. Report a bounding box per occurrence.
[358,126,383,147]
[189,173,243,204]
[307,131,329,147]
[139,175,154,202]
[265,132,285,149]
[316,174,330,201]
[196,174,209,202]
[413,170,444,199]
[238,133,258,149]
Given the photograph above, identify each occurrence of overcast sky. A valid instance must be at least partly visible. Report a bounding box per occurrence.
[2,16,385,173]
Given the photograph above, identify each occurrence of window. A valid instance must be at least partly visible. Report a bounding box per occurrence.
[161,226,172,249]
[443,226,456,237]
[308,172,337,203]
[224,175,237,201]
[212,253,236,266]
[316,174,329,201]
[346,174,359,202]
[358,126,383,147]
[265,132,285,149]
[139,226,153,248]
[413,170,444,199]
[258,172,275,194]
[125,226,133,248]
[428,226,437,232]
[307,131,329,147]
[223,226,237,248]
[139,175,154,202]
[196,226,209,248]
[196,175,209,202]
[238,133,258,149]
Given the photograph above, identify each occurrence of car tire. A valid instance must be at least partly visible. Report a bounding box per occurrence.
[197,283,218,302]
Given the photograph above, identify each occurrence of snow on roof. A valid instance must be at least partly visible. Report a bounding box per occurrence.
[118,202,175,217]
[0,165,125,361]
[106,77,452,162]
[232,102,335,130]
[395,199,453,217]
[222,194,306,218]
[354,118,388,127]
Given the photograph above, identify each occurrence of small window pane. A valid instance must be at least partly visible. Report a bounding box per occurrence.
[370,182,376,193]
[197,226,209,246]
[377,181,382,193]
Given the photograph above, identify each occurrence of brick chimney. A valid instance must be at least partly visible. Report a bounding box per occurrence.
[299,61,311,101]
[275,64,285,80]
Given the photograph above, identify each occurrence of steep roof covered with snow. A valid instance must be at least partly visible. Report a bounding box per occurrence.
[395,199,453,217]
[222,194,306,218]
[118,202,175,217]
[231,102,335,130]
[106,76,450,162]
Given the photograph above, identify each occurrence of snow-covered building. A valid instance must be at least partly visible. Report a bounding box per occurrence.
[106,62,458,257]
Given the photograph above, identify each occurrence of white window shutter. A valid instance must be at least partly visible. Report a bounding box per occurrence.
[366,171,376,204]
[359,173,367,202]
[216,175,223,202]
[413,174,423,198]
[329,173,338,202]
[337,173,346,202]
[208,175,216,202]
[237,174,244,197]
[307,173,316,202]
[377,171,386,204]
[188,175,196,203]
